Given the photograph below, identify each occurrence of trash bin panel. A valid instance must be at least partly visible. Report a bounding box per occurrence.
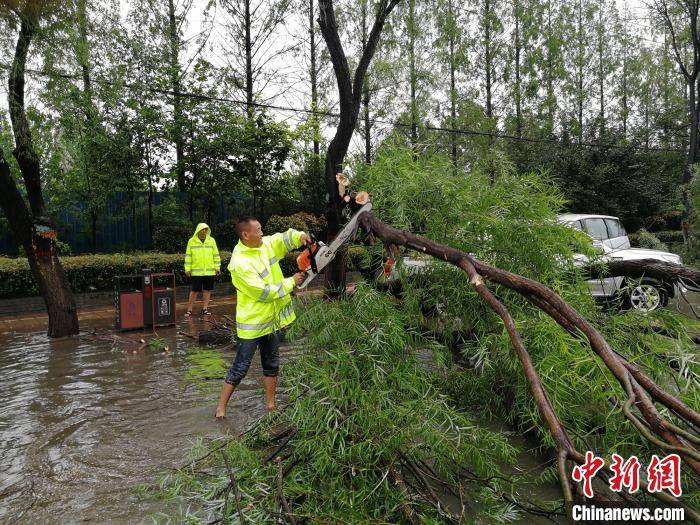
[153,289,176,326]
[119,292,144,330]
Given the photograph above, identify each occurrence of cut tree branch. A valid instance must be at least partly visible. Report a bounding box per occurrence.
[357,210,700,518]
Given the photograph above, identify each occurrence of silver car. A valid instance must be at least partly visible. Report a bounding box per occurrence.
[558,214,683,312]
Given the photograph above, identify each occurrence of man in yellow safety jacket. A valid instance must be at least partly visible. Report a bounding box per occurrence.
[184,223,221,317]
[215,216,311,419]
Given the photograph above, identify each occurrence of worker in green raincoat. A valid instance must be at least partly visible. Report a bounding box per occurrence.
[215,216,311,419]
[184,223,221,317]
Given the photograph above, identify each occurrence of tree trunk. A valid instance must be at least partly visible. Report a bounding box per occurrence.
[687,80,699,186]
[597,0,604,137]
[245,0,254,119]
[309,0,322,213]
[5,15,78,338]
[146,140,154,247]
[576,0,584,144]
[91,209,97,253]
[77,0,97,254]
[317,0,399,294]
[448,4,457,170]
[167,0,186,192]
[76,0,93,113]
[484,0,493,121]
[545,0,555,135]
[361,1,371,165]
[682,78,700,242]
[408,0,418,151]
[513,0,522,139]
[621,33,628,139]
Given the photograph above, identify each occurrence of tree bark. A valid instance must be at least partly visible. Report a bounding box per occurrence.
[317,0,400,294]
[3,15,78,338]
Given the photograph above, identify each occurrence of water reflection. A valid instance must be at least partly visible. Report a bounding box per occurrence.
[0,309,272,524]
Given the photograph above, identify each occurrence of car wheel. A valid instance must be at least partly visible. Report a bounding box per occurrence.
[624,279,668,313]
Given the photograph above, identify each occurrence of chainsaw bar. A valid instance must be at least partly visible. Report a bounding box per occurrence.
[297,202,372,289]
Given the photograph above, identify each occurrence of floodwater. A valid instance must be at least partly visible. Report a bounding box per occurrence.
[0,293,697,524]
[0,303,276,524]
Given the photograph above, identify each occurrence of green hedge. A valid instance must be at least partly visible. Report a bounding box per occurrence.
[266,212,327,239]
[655,230,684,245]
[0,252,232,299]
[0,247,371,299]
[152,224,195,253]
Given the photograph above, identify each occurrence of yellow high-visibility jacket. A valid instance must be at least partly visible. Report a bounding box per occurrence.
[184,223,221,276]
[228,228,305,339]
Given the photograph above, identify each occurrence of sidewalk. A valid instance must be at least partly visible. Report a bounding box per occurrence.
[0,293,239,333]
[0,272,362,333]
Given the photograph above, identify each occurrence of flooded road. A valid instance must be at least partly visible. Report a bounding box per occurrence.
[0,290,697,524]
[0,303,276,524]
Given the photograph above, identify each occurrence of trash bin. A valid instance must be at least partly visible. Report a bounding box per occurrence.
[115,269,176,331]
[149,271,177,328]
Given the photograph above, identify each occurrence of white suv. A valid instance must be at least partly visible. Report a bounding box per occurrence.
[558,214,682,312]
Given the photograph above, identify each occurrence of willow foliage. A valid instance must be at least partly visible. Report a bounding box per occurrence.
[160,147,699,522]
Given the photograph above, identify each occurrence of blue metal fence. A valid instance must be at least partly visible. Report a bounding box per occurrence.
[0,191,255,255]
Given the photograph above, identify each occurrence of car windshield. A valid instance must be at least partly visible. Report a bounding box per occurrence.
[604,218,626,238]
[584,218,609,240]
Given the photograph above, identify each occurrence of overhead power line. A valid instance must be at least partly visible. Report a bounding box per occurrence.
[0,63,685,154]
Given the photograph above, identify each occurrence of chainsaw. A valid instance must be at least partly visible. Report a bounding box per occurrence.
[295,201,373,289]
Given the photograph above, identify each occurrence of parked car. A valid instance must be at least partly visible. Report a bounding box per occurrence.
[557,214,683,312]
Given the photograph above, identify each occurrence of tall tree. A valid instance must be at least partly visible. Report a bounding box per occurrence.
[219,0,292,116]
[651,0,700,240]
[0,4,79,337]
[317,0,400,292]
[435,0,467,168]
[167,0,186,191]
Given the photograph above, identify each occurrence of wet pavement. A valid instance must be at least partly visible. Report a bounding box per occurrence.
[0,288,697,524]
[0,299,277,524]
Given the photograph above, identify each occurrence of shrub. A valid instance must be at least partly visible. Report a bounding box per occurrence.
[152,224,194,253]
[265,211,327,238]
[0,252,231,298]
[655,230,684,245]
[213,218,238,250]
[629,228,668,251]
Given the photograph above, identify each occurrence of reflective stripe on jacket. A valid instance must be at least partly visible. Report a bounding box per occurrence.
[184,223,221,276]
[229,228,305,339]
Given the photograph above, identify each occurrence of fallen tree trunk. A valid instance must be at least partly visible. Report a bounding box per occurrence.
[585,258,700,289]
[357,209,700,518]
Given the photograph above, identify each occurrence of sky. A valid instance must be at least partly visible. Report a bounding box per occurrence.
[0,0,675,174]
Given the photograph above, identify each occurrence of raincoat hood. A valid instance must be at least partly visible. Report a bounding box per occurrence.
[192,223,211,241]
